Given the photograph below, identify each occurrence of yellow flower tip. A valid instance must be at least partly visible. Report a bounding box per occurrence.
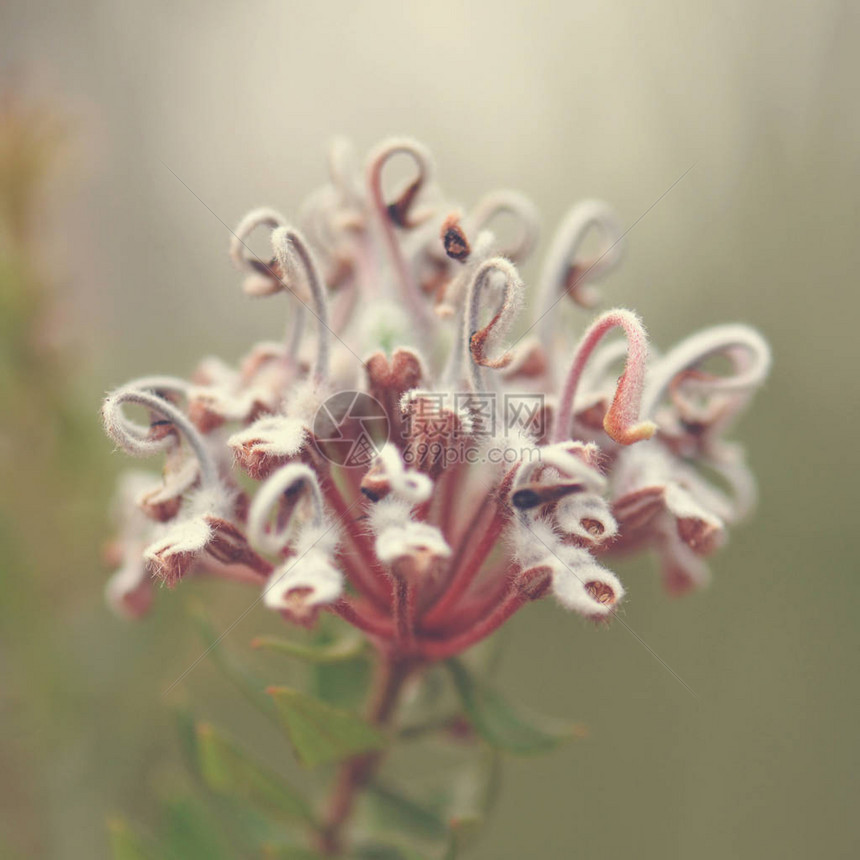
[603,416,657,446]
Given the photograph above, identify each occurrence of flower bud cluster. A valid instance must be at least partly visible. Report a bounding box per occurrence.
[102,137,769,659]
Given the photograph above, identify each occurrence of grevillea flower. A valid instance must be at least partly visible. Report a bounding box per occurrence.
[101,136,770,662]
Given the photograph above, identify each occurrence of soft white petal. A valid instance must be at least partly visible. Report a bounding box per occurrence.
[145,516,212,561]
[555,494,619,544]
[228,416,307,457]
[551,548,625,617]
[375,521,450,565]
[263,551,343,611]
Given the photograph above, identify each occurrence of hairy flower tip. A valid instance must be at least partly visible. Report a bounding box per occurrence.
[141,486,236,587]
[187,349,286,433]
[551,549,625,619]
[230,207,288,297]
[104,472,158,618]
[105,560,153,619]
[367,136,436,230]
[366,348,425,413]
[247,463,328,557]
[136,456,200,522]
[509,517,563,568]
[364,348,426,447]
[376,521,451,580]
[553,308,657,446]
[102,386,223,501]
[537,199,623,329]
[228,416,307,480]
[643,324,771,415]
[512,442,608,512]
[368,496,412,532]
[467,257,524,374]
[441,212,471,262]
[612,444,729,561]
[375,444,433,504]
[515,563,555,601]
[664,483,725,556]
[658,530,712,595]
[466,189,540,263]
[102,389,175,458]
[555,494,618,548]
[263,549,343,627]
[144,516,213,587]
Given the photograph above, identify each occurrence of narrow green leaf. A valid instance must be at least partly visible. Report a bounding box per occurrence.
[367,782,448,841]
[160,794,232,860]
[196,722,314,824]
[107,818,164,860]
[267,686,386,767]
[251,634,367,663]
[188,605,277,722]
[175,710,282,851]
[251,632,372,707]
[445,659,585,755]
[312,655,372,709]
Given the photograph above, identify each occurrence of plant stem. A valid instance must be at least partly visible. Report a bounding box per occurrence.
[392,577,415,647]
[316,652,413,855]
[418,590,526,661]
[421,466,517,630]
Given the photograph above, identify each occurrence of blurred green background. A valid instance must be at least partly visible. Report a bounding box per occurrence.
[1,1,858,858]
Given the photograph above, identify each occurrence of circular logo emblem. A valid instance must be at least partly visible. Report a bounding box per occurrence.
[312,391,390,467]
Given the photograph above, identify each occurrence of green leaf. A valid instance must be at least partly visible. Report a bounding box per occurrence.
[251,634,367,663]
[195,722,314,824]
[312,656,373,709]
[175,710,280,851]
[366,782,448,841]
[159,794,232,860]
[267,686,386,768]
[188,605,278,723]
[252,631,372,708]
[445,659,585,755]
[107,818,165,860]
[311,629,373,709]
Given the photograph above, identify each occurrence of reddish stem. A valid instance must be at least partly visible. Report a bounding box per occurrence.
[437,457,469,537]
[329,599,394,639]
[418,590,526,661]
[551,308,656,445]
[196,557,272,585]
[420,468,516,630]
[317,654,413,855]
[367,142,434,331]
[316,469,392,609]
[392,576,415,647]
[428,564,511,636]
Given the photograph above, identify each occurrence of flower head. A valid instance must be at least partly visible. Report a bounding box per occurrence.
[101,137,769,661]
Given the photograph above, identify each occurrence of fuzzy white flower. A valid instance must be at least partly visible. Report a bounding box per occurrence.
[550,547,625,618]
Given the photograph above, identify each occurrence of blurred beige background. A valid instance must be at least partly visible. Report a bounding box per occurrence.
[1,1,859,858]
